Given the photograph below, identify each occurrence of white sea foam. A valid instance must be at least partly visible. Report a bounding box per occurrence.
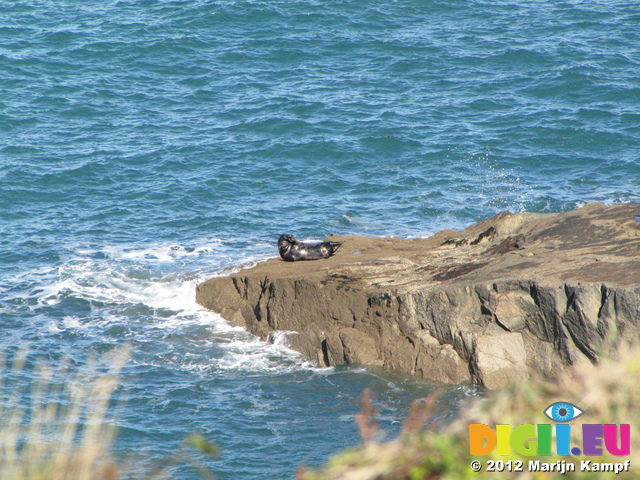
[19,240,324,376]
[211,327,321,375]
[102,239,224,263]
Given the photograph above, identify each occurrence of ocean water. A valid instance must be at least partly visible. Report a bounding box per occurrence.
[1,0,639,478]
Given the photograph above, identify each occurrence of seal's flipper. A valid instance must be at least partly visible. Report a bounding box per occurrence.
[325,241,342,255]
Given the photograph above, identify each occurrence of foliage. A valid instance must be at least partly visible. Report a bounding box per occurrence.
[0,347,219,480]
[299,348,640,480]
[0,347,128,480]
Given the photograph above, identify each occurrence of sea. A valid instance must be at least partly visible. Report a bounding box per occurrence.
[1,1,639,478]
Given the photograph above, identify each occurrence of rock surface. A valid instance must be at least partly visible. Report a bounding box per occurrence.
[196,203,640,389]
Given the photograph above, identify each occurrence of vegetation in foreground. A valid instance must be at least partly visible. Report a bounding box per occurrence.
[0,347,218,480]
[4,344,639,480]
[0,347,128,480]
[299,349,640,480]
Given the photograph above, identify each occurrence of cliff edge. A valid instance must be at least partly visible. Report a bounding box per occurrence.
[196,203,640,389]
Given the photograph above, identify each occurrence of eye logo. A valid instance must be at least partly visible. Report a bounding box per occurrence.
[544,402,583,422]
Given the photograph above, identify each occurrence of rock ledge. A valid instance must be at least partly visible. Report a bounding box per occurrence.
[196,203,640,388]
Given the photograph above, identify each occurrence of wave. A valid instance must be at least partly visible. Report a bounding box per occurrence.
[1,239,325,377]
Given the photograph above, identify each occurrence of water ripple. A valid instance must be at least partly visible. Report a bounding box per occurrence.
[1,2,640,478]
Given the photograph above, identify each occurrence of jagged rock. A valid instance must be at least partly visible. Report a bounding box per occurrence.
[196,203,640,389]
[472,332,528,389]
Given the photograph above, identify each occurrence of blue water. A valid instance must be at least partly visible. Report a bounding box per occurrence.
[1,1,639,478]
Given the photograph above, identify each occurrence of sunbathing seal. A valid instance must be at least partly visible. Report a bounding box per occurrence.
[278,234,342,262]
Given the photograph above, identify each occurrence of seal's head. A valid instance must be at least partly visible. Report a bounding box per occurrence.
[278,234,298,258]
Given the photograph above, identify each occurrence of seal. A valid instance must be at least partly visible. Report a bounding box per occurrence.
[278,234,342,262]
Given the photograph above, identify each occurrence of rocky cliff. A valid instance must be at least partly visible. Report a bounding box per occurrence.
[196,203,640,389]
